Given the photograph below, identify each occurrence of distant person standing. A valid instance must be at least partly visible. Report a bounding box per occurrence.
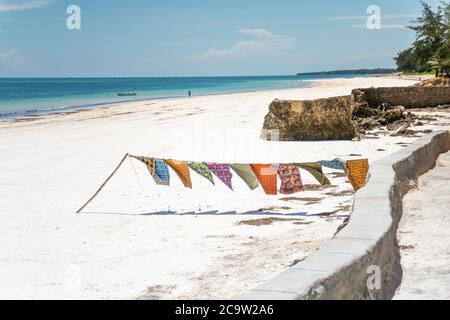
[188,90,191,97]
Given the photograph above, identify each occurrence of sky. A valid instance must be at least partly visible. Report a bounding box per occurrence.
[0,0,444,77]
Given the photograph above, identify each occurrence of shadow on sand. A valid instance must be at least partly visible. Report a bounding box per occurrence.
[80,210,313,217]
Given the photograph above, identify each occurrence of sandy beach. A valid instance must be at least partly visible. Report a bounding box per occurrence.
[2,76,449,300]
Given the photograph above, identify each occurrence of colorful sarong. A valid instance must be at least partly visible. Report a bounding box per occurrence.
[230,164,259,190]
[319,158,346,171]
[295,162,331,186]
[188,162,215,185]
[132,156,170,186]
[277,164,304,195]
[154,159,170,186]
[346,159,369,191]
[165,159,192,189]
[132,156,155,174]
[251,164,278,195]
[206,163,233,190]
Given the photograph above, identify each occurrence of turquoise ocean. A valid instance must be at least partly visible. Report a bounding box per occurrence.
[0,74,365,119]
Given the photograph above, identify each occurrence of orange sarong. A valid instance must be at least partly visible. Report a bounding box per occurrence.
[251,164,278,195]
[165,159,192,189]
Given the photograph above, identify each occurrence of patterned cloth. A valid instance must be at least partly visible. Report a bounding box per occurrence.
[319,158,346,171]
[346,159,369,191]
[132,155,155,174]
[277,164,304,195]
[188,162,215,185]
[132,155,170,186]
[165,159,192,189]
[154,159,170,186]
[206,163,233,190]
[230,164,259,190]
[251,164,278,195]
[295,162,331,186]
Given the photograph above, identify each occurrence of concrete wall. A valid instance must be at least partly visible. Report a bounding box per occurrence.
[352,87,450,109]
[240,130,450,300]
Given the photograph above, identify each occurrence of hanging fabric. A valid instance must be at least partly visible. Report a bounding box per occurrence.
[346,159,369,191]
[131,156,155,174]
[251,164,278,195]
[277,164,304,195]
[132,156,170,186]
[165,159,192,189]
[295,162,331,186]
[154,159,170,186]
[230,164,259,190]
[188,162,215,185]
[319,158,347,171]
[206,163,233,190]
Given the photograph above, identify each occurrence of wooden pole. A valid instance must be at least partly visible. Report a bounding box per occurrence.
[76,153,130,214]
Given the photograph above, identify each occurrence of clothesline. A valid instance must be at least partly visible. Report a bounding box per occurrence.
[130,155,369,195]
[76,154,369,214]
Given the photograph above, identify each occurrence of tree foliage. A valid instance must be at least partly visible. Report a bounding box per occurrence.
[395,48,417,72]
[395,1,450,76]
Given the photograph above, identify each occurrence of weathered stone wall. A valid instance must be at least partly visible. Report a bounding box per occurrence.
[353,87,450,109]
[261,97,355,141]
[261,86,450,141]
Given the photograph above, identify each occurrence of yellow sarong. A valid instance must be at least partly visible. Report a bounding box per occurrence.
[346,159,369,191]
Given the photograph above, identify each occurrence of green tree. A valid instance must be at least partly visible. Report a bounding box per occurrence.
[408,1,445,71]
[395,1,449,76]
[395,48,417,73]
[432,1,450,76]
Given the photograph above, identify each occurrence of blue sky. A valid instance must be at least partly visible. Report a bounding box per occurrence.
[0,0,443,77]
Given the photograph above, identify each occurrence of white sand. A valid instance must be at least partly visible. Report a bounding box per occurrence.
[0,76,439,300]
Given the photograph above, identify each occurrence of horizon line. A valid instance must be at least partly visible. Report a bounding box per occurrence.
[0,68,397,79]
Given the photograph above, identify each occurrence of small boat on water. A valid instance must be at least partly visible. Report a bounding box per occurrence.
[117,88,137,96]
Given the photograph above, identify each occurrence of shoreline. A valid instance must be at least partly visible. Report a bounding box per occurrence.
[0,81,320,121]
[0,74,395,122]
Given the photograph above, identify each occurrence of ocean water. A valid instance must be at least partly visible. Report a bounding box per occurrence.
[0,75,363,118]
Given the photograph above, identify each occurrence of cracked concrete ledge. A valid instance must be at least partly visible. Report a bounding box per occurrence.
[239,130,450,300]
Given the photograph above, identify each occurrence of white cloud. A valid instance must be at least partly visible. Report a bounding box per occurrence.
[0,49,26,66]
[197,28,295,60]
[0,0,54,13]
[198,40,269,59]
[237,28,275,38]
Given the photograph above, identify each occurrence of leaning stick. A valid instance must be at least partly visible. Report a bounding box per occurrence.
[76,153,130,214]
